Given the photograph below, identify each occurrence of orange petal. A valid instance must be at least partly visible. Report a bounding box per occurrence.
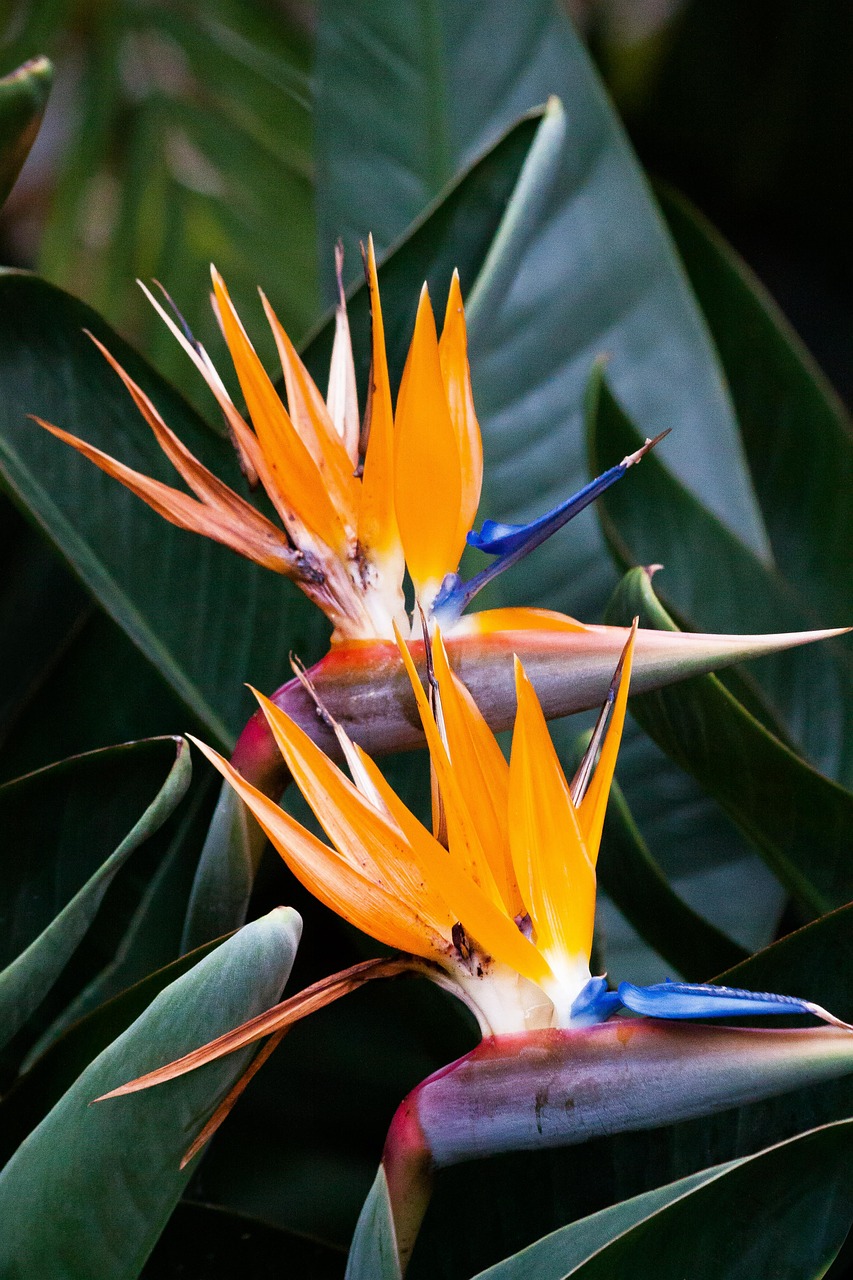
[191,735,446,958]
[453,607,589,636]
[352,738,553,989]
[211,268,347,551]
[250,693,457,945]
[33,417,297,574]
[87,335,261,517]
[431,632,522,917]
[137,281,262,485]
[393,624,502,905]
[260,288,359,527]
[578,622,636,859]
[96,956,412,1100]
[359,236,405,581]
[509,658,596,966]
[439,270,483,551]
[394,286,463,604]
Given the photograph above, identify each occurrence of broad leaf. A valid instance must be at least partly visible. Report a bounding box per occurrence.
[0,936,224,1168]
[23,771,217,1064]
[0,270,330,746]
[597,777,747,981]
[605,567,853,918]
[0,735,190,1049]
[0,906,302,1279]
[181,778,268,950]
[0,55,52,209]
[588,362,853,783]
[302,106,544,394]
[0,498,90,755]
[315,0,769,576]
[660,184,853,630]
[345,1167,402,1280]
[473,1121,853,1279]
[471,1162,736,1279]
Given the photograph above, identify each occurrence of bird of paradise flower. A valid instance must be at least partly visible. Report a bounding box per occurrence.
[97,622,853,1271]
[32,242,846,799]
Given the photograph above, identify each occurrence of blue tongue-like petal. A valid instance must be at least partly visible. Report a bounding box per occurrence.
[568,976,623,1026]
[467,458,637,557]
[618,980,853,1029]
[433,431,668,625]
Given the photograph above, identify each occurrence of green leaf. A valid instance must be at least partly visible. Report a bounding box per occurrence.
[605,566,853,917]
[302,104,544,395]
[659,184,853,631]
[0,735,190,1050]
[23,771,217,1064]
[0,270,330,747]
[0,56,52,210]
[597,777,748,981]
[0,498,91,751]
[0,936,224,1168]
[0,604,196,783]
[0,906,302,1280]
[315,0,769,574]
[181,777,268,950]
[345,1167,402,1280]
[588,354,853,784]
[473,1121,853,1279]
[470,1163,734,1278]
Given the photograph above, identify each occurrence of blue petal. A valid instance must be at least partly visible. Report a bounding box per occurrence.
[618,980,840,1022]
[466,462,629,558]
[569,976,623,1027]
[432,433,667,624]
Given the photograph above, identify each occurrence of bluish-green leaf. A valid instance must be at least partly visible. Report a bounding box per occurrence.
[605,566,853,917]
[0,270,330,747]
[302,104,544,395]
[0,936,224,1168]
[596,777,747,981]
[23,771,217,1064]
[660,184,853,629]
[588,357,853,783]
[315,0,768,581]
[345,1166,402,1280]
[0,735,190,1049]
[473,1121,853,1279]
[0,906,302,1280]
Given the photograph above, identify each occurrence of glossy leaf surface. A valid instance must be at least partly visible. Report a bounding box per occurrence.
[316,0,768,591]
[597,778,747,981]
[605,567,853,916]
[0,735,190,1049]
[661,184,853,630]
[0,907,302,1279]
[0,270,330,746]
[474,1121,853,1279]
[345,1167,401,1280]
[589,362,853,783]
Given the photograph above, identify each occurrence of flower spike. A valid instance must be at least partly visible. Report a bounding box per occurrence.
[36,249,845,703]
